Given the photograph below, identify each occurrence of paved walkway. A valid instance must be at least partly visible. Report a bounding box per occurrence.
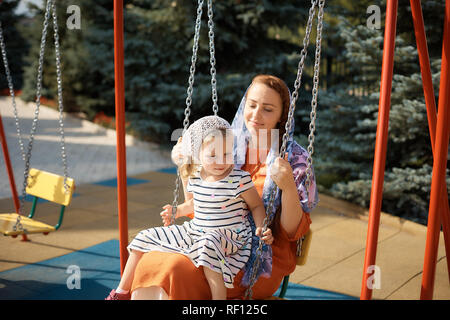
[0,97,172,199]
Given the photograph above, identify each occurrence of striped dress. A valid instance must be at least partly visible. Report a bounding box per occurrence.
[128,168,254,288]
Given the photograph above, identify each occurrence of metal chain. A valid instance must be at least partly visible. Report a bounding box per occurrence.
[244,0,324,299]
[295,0,325,257]
[305,0,324,203]
[13,0,71,232]
[51,0,70,192]
[13,0,54,233]
[207,0,218,116]
[183,0,204,130]
[171,0,205,225]
[0,21,26,161]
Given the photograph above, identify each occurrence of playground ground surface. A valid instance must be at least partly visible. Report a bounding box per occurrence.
[0,168,449,300]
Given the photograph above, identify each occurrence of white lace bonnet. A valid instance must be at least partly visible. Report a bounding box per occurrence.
[181,115,232,163]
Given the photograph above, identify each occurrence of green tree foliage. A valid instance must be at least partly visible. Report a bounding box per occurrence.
[311,0,449,224]
[21,0,315,141]
[0,0,28,90]
[20,0,88,112]
[18,0,448,224]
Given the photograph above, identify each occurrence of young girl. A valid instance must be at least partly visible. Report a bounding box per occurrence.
[106,116,273,300]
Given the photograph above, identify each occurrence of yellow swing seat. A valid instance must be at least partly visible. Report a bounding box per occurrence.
[0,213,56,236]
[0,168,75,237]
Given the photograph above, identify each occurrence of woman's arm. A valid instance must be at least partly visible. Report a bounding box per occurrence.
[270,153,305,238]
[280,180,304,238]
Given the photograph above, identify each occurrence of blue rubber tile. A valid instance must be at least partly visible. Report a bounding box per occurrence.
[156,167,177,174]
[0,239,357,300]
[92,177,150,188]
[0,240,121,300]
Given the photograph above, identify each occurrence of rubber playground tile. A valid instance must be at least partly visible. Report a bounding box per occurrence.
[0,240,121,300]
[0,239,358,300]
[92,177,151,188]
[273,282,357,300]
[156,167,177,174]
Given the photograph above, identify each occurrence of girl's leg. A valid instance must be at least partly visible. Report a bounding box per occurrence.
[131,286,169,300]
[116,250,144,292]
[203,267,226,300]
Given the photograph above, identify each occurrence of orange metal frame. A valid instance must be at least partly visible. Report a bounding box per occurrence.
[114,0,129,275]
[361,0,450,300]
[0,0,446,300]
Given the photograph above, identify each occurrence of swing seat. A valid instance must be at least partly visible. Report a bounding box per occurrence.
[0,213,56,236]
[0,168,75,237]
[275,229,313,299]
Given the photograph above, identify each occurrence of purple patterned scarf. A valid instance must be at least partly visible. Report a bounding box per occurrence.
[231,87,319,288]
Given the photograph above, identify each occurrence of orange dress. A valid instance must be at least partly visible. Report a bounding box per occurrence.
[131,149,312,299]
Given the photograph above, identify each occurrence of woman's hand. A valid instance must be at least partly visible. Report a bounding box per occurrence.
[270,152,295,191]
[171,137,184,167]
[160,204,175,226]
[256,227,273,245]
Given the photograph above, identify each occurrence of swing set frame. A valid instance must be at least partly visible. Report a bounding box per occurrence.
[0,0,447,301]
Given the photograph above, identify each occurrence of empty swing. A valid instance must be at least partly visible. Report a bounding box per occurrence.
[0,0,75,237]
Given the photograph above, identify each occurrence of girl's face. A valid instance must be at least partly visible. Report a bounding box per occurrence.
[199,134,234,176]
[244,82,283,138]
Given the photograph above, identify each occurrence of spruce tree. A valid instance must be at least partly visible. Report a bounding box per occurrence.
[310,1,449,224]
[0,0,28,91]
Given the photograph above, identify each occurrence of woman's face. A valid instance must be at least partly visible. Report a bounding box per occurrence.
[244,82,283,139]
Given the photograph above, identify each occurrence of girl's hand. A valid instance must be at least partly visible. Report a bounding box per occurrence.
[256,227,273,245]
[171,137,184,167]
[270,152,295,191]
[160,204,175,226]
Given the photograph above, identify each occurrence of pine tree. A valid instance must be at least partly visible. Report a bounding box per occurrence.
[310,1,449,224]
[20,0,315,142]
[0,0,28,91]
[20,0,94,112]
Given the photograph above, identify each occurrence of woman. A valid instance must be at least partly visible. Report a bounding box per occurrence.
[130,74,318,300]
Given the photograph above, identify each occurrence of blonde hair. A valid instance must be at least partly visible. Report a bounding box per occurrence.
[180,128,230,179]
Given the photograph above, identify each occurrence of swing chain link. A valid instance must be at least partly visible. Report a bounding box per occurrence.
[51,0,70,193]
[0,21,26,161]
[305,0,325,204]
[207,0,219,116]
[171,0,205,225]
[13,0,53,233]
[183,0,204,130]
[244,0,325,299]
[11,0,70,232]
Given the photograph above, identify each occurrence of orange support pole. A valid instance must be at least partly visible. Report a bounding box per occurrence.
[114,0,129,275]
[420,0,450,300]
[360,0,398,300]
[410,0,450,285]
[0,112,20,213]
